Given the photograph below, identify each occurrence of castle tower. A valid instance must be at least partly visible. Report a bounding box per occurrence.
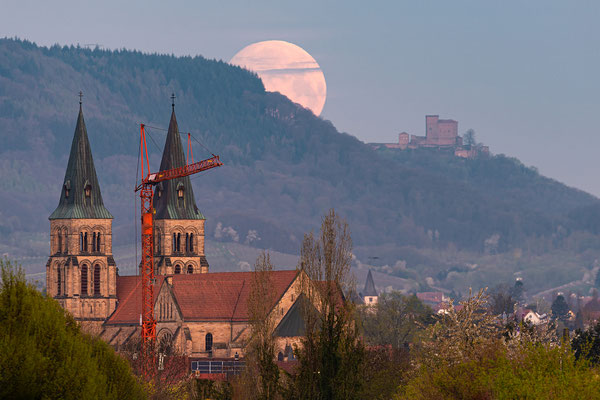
[46,103,117,326]
[153,106,209,275]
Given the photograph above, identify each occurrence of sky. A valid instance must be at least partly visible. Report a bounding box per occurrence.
[2,0,599,196]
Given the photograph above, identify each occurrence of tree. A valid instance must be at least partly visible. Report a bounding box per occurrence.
[244,251,280,400]
[288,209,365,400]
[489,284,516,315]
[572,320,600,365]
[360,292,433,349]
[510,279,525,303]
[0,258,145,399]
[463,129,476,146]
[358,292,432,399]
[551,294,570,321]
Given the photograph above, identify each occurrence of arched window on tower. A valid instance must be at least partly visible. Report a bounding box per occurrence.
[58,231,63,254]
[80,233,84,252]
[57,266,62,296]
[187,265,193,274]
[185,233,189,253]
[64,230,68,253]
[174,264,181,274]
[84,232,88,252]
[189,233,194,253]
[93,264,101,295]
[92,232,97,252]
[177,233,181,252]
[205,333,213,353]
[156,231,161,255]
[81,265,88,296]
[172,233,177,253]
[96,233,101,253]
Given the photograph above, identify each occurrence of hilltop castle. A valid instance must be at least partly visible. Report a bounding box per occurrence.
[371,115,489,158]
[45,102,309,367]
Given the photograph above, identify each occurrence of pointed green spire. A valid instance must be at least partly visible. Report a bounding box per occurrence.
[153,109,204,220]
[49,105,112,220]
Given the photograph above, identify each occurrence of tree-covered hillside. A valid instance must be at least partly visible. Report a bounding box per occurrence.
[1,38,599,293]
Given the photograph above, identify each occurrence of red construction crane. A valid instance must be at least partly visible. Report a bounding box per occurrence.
[135,123,222,379]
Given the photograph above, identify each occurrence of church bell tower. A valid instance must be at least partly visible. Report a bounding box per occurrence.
[153,102,209,275]
[46,99,117,326]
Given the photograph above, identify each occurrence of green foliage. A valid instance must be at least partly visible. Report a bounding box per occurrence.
[551,294,570,321]
[398,344,600,400]
[359,347,410,400]
[572,320,600,365]
[359,292,434,348]
[394,289,599,399]
[193,379,232,400]
[0,258,146,400]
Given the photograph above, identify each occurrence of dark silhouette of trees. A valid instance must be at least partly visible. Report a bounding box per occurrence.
[463,129,476,146]
[551,294,570,321]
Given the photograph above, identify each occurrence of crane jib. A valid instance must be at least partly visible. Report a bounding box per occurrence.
[145,156,222,185]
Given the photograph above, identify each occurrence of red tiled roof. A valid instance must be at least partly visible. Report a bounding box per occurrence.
[106,270,298,325]
[107,275,166,325]
[417,292,444,303]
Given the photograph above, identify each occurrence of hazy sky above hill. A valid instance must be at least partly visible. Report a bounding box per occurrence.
[2,1,599,196]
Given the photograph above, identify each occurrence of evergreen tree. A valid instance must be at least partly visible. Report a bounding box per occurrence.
[572,320,600,365]
[551,294,570,321]
[0,259,145,400]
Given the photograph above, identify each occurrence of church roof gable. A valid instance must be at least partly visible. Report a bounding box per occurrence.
[274,294,316,337]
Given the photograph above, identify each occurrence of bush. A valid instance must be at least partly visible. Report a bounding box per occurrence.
[398,344,600,400]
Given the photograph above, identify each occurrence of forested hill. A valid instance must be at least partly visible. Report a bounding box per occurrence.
[1,38,599,289]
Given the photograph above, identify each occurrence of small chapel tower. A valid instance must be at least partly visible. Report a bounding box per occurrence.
[46,100,117,325]
[153,102,209,275]
[362,270,378,305]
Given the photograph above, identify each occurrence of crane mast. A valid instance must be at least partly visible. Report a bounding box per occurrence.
[136,123,222,379]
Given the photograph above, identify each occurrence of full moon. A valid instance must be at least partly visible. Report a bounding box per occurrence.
[230,40,327,116]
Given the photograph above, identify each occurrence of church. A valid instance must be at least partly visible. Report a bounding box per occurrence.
[45,100,308,367]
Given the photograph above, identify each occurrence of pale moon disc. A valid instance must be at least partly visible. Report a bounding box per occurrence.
[230,40,327,116]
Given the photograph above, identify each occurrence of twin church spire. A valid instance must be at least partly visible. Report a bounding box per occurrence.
[47,94,209,309]
[153,109,204,220]
[49,104,112,220]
